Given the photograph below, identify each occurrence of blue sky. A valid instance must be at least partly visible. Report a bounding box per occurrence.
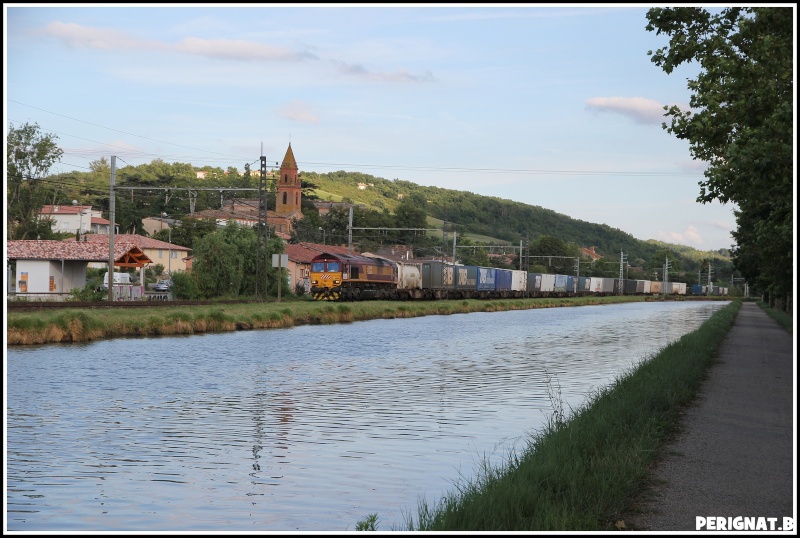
[5,4,739,251]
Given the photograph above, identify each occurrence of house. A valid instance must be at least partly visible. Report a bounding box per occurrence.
[141,216,172,236]
[189,208,261,228]
[312,201,367,216]
[7,240,151,301]
[40,204,113,235]
[79,234,191,275]
[580,246,603,262]
[283,242,353,293]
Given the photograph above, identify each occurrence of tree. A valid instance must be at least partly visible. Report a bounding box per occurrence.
[192,227,244,298]
[646,7,792,307]
[6,122,64,239]
[529,235,577,274]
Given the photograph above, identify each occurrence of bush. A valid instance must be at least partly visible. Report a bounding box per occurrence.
[294,282,306,297]
[170,271,201,300]
[68,283,107,301]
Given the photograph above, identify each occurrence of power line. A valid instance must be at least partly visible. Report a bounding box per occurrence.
[8,101,245,160]
[300,161,699,177]
[9,101,702,179]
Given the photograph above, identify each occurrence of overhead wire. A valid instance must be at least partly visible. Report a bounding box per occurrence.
[8,101,702,179]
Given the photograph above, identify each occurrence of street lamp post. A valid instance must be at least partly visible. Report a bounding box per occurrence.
[72,200,87,238]
[162,213,171,275]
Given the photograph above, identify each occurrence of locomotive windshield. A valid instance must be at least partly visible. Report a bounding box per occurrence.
[312,261,341,272]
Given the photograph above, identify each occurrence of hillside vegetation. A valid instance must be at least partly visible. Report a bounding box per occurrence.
[303,170,732,277]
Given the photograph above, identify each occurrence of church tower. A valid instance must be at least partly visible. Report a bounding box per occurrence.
[275,143,302,215]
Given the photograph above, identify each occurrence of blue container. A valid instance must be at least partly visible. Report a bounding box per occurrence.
[477,267,497,291]
[496,268,512,291]
[553,274,568,293]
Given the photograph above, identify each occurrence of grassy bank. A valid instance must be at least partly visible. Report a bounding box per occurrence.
[352,299,740,531]
[6,295,657,346]
[756,300,793,333]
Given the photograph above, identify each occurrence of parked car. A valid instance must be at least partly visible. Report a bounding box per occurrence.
[101,271,132,289]
[154,279,173,292]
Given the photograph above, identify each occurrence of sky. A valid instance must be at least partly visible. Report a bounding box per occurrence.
[5,3,744,251]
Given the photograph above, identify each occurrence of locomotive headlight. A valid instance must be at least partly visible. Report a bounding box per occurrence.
[334,279,341,285]
[311,279,318,285]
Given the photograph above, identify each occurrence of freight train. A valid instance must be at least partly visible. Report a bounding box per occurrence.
[308,251,728,301]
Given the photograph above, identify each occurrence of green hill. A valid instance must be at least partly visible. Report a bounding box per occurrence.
[303,170,732,277]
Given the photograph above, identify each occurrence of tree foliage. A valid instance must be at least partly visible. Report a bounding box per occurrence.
[6,122,64,239]
[190,223,290,299]
[646,7,793,306]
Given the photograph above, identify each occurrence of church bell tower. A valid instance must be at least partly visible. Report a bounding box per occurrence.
[276,143,301,215]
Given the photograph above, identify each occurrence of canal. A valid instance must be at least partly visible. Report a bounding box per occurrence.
[6,300,729,531]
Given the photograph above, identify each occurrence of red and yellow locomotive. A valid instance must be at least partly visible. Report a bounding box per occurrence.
[309,252,398,301]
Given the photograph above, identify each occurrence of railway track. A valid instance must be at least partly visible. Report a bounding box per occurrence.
[6,299,262,311]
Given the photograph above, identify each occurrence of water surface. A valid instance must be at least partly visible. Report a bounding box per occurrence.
[6,301,728,531]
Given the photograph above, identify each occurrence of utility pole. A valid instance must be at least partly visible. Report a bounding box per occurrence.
[348,206,354,255]
[707,262,714,296]
[258,152,268,298]
[619,250,627,295]
[452,231,457,291]
[108,156,116,302]
[663,256,672,294]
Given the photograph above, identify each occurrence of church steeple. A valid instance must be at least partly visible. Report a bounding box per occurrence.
[276,143,302,215]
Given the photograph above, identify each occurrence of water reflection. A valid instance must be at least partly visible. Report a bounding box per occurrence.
[6,301,728,531]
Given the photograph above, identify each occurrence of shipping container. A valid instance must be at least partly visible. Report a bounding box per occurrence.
[540,273,556,293]
[455,265,478,291]
[578,276,592,293]
[496,268,513,292]
[477,266,497,291]
[624,279,638,294]
[565,275,577,294]
[527,273,543,293]
[422,261,454,289]
[650,281,663,294]
[511,270,527,294]
[553,274,569,293]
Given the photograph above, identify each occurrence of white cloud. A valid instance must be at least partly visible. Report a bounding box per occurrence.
[277,100,320,124]
[37,21,160,50]
[175,37,316,62]
[38,21,316,62]
[655,225,705,247]
[335,61,434,83]
[586,97,672,125]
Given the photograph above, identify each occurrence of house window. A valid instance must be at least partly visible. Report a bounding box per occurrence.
[158,249,163,258]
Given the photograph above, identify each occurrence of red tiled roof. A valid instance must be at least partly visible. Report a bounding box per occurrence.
[80,233,191,252]
[7,240,151,264]
[40,204,89,215]
[284,242,355,263]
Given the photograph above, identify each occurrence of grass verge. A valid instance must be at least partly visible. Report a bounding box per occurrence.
[756,300,793,333]
[384,299,743,531]
[6,295,676,346]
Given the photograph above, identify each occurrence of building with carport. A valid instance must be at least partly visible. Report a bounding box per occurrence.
[7,240,151,301]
